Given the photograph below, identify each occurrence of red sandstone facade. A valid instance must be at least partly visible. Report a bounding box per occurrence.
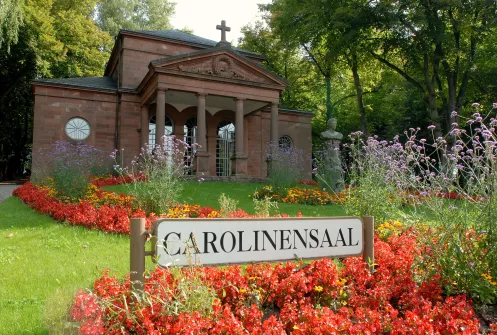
[32,29,312,178]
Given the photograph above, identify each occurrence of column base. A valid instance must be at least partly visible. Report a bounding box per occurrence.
[231,153,248,176]
[195,151,211,176]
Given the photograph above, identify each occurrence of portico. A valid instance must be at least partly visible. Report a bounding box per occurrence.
[137,45,285,176]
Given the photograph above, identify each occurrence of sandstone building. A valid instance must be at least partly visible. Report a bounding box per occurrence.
[32,23,312,178]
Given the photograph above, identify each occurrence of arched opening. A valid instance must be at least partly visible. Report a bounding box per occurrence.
[216,120,235,176]
[184,117,197,175]
[149,114,174,148]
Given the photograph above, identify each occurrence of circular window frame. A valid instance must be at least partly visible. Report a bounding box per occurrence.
[278,135,293,149]
[65,117,91,141]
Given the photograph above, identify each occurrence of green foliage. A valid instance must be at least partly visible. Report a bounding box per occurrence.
[268,145,307,194]
[218,193,238,217]
[239,21,319,113]
[113,140,187,215]
[341,135,404,222]
[0,0,23,52]
[0,25,36,181]
[96,0,175,37]
[34,141,112,201]
[252,194,279,218]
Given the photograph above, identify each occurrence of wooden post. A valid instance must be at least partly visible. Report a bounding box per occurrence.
[130,218,146,293]
[362,216,374,272]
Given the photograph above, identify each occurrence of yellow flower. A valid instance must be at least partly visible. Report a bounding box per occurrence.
[239,288,247,294]
[314,285,323,292]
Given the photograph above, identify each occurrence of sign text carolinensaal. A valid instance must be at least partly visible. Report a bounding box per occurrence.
[154,218,364,266]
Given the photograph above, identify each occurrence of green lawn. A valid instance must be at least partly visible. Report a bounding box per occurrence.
[0,197,155,335]
[105,181,346,217]
[0,182,344,333]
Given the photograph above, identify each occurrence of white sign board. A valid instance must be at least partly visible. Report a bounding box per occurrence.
[154,217,363,267]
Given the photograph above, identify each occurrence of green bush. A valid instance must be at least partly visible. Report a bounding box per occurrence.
[267,144,307,194]
[34,141,111,201]
[113,137,193,214]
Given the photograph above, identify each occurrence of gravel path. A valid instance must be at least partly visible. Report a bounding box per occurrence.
[0,184,19,203]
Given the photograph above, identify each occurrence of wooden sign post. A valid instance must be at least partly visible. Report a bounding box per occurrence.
[130,216,374,293]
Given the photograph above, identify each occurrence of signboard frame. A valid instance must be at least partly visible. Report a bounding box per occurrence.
[129,216,374,293]
[152,217,365,267]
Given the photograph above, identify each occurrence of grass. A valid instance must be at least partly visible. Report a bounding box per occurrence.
[0,197,155,335]
[104,181,346,217]
[0,181,344,333]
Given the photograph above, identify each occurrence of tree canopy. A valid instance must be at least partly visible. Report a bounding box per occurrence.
[0,0,175,180]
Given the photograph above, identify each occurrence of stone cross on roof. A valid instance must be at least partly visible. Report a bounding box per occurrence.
[216,20,231,42]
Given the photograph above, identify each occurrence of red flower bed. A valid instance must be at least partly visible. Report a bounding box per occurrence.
[13,183,218,234]
[13,182,152,234]
[91,175,140,187]
[70,231,496,334]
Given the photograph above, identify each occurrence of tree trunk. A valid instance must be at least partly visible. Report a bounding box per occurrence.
[351,51,367,135]
[325,75,333,120]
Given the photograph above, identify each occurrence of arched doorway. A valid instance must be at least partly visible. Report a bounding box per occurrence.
[216,121,235,176]
[149,114,174,148]
[184,117,197,175]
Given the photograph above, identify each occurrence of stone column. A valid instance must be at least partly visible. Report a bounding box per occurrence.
[140,105,149,148]
[196,93,207,150]
[195,93,210,176]
[235,98,244,154]
[232,98,248,177]
[155,90,166,145]
[270,101,279,145]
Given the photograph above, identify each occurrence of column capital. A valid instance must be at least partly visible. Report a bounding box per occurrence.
[271,101,279,107]
[233,97,245,102]
[196,92,208,97]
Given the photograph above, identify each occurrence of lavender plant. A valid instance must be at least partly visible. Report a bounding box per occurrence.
[267,143,307,194]
[34,141,111,201]
[112,136,196,215]
[345,103,497,303]
[337,132,406,223]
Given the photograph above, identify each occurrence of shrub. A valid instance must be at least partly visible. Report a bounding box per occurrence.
[33,141,111,201]
[342,104,497,304]
[336,133,405,222]
[218,193,238,217]
[113,136,195,215]
[267,143,307,194]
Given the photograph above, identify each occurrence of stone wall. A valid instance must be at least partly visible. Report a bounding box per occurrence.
[31,85,117,173]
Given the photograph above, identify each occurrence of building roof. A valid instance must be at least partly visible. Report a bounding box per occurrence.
[32,76,117,91]
[124,29,264,58]
[272,106,314,115]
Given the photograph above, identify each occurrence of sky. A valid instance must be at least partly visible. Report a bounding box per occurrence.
[170,0,271,46]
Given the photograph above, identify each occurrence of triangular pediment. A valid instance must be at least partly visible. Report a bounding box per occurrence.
[151,48,286,87]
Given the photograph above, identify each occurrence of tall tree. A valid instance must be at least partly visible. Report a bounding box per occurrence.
[0,0,23,52]
[96,0,175,37]
[370,0,497,135]
[267,0,377,135]
[0,25,37,180]
[239,21,320,112]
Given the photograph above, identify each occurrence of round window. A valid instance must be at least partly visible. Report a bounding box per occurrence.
[278,135,293,149]
[65,117,90,141]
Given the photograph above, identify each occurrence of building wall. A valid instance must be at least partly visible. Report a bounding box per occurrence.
[261,110,313,179]
[31,86,117,176]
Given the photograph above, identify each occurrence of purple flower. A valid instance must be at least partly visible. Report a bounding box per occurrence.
[451,111,458,117]
[472,102,480,107]
[428,125,436,130]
